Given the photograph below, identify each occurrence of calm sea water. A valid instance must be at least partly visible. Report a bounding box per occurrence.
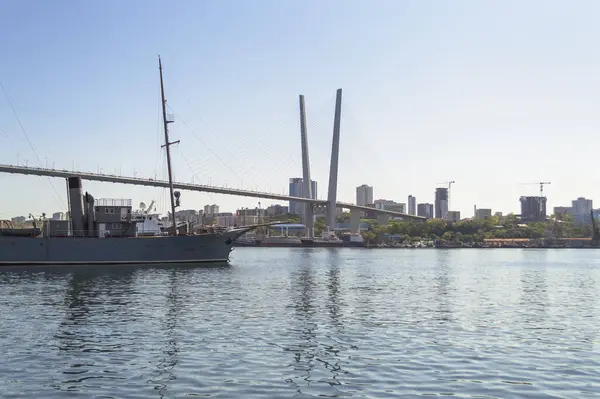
[0,248,599,398]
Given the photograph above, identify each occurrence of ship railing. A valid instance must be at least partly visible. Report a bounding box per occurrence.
[96,198,132,207]
[43,229,165,238]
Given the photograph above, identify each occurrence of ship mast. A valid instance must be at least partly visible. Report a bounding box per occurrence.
[158,56,179,235]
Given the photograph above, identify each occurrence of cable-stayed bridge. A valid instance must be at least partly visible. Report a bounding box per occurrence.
[0,88,424,236]
[0,163,421,217]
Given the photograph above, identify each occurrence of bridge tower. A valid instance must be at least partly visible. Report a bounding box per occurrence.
[327,88,343,231]
[298,94,314,238]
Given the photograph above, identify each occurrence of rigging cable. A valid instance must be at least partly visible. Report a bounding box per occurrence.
[0,79,66,209]
[177,149,218,205]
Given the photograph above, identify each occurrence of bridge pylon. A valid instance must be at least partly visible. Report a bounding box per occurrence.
[298,94,314,238]
[326,88,342,231]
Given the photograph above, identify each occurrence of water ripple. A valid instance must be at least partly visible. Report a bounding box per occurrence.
[0,249,599,397]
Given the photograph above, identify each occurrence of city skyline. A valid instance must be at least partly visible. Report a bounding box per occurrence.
[2,1,600,218]
[6,180,594,226]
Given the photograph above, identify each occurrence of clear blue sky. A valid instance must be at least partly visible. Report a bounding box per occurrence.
[1,0,600,219]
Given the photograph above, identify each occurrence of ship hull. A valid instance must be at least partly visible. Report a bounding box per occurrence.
[0,229,251,266]
[256,239,303,247]
[342,241,365,248]
[300,239,344,248]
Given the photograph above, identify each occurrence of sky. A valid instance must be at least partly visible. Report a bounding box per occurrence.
[1,0,600,220]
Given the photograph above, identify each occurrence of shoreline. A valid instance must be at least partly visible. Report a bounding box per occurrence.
[235,244,598,249]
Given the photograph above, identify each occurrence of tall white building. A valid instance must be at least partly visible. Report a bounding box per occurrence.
[215,212,235,227]
[356,184,373,206]
[204,204,219,216]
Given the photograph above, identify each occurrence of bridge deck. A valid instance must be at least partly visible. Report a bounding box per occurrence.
[0,164,425,220]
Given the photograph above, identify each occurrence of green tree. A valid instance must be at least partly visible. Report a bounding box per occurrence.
[314,216,327,235]
[441,231,453,242]
[426,219,448,238]
[336,212,351,223]
[361,231,377,244]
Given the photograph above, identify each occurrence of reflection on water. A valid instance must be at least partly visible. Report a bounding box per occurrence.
[0,250,600,398]
[285,249,349,396]
[519,265,549,326]
[433,250,453,324]
[149,269,185,398]
[326,251,342,329]
[287,251,318,392]
[54,267,138,393]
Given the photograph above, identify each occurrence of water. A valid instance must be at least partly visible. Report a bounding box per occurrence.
[1,248,599,398]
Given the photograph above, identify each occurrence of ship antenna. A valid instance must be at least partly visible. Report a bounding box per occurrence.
[158,55,180,235]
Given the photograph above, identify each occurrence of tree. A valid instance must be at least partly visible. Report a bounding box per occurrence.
[314,217,327,235]
[361,231,377,244]
[441,231,453,242]
[426,219,448,238]
[336,212,351,223]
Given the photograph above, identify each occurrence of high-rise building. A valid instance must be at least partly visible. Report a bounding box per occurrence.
[374,199,405,213]
[417,203,434,219]
[175,209,198,222]
[572,197,592,215]
[204,204,219,216]
[572,197,593,224]
[475,208,492,220]
[215,212,235,227]
[447,211,461,222]
[289,177,317,216]
[435,188,449,219]
[356,184,373,206]
[552,197,593,224]
[265,204,289,216]
[553,206,572,218]
[520,196,547,221]
[408,195,416,216]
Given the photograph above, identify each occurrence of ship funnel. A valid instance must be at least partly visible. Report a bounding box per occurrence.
[67,177,85,237]
[85,192,95,237]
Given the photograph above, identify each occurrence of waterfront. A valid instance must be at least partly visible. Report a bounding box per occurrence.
[1,248,599,398]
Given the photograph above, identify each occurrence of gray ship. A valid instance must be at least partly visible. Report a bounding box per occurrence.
[0,177,258,265]
[0,57,259,265]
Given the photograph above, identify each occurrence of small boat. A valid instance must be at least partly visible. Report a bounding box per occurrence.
[301,231,344,247]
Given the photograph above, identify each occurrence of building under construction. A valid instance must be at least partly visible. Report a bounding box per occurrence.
[520,196,547,221]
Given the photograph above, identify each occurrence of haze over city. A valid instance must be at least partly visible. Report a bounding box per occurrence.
[1,0,600,219]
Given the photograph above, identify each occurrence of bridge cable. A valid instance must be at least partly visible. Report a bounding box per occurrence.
[185,96,334,194]
[177,149,218,205]
[167,96,336,196]
[173,95,293,191]
[0,79,66,210]
[166,104,245,185]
